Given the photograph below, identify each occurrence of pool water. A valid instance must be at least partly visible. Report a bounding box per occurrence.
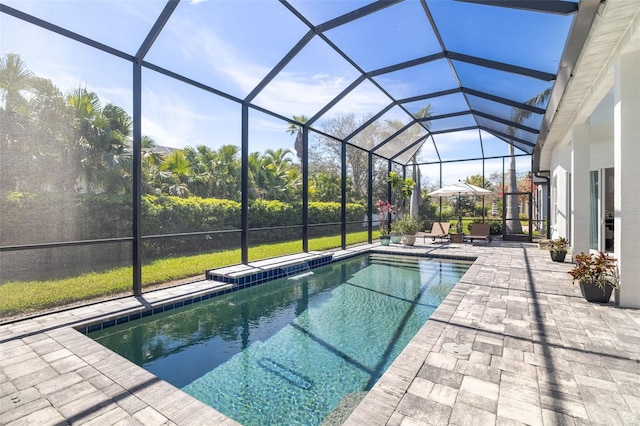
[90,254,470,425]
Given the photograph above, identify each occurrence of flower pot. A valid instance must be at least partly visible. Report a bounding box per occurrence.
[401,234,416,246]
[550,250,567,262]
[390,235,402,244]
[449,233,464,244]
[379,235,391,246]
[579,281,613,303]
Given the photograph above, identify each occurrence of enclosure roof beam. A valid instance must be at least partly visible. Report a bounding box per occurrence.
[457,0,578,15]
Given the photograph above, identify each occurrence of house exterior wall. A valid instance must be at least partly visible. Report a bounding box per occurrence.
[546,6,640,308]
[613,47,640,308]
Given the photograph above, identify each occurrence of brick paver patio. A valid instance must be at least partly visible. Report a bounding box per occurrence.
[2,241,639,425]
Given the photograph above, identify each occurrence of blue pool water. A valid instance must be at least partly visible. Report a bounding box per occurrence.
[90,254,470,425]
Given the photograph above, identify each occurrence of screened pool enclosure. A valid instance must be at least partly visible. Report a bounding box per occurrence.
[0,0,598,317]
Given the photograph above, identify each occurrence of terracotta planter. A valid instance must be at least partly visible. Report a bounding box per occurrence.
[550,250,567,262]
[401,234,416,246]
[380,235,391,246]
[579,281,613,303]
[450,233,464,244]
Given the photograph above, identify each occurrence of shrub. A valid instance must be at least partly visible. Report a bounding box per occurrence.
[1,191,366,281]
[395,215,422,235]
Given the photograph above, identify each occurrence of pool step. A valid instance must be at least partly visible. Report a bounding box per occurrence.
[370,254,470,273]
[206,252,333,288]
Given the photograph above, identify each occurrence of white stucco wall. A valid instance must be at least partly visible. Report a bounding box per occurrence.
[589,92,615,170]
[541,0,640,308]
[550,143,572,240]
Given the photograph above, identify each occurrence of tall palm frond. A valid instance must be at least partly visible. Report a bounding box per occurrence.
[286,114,308,161]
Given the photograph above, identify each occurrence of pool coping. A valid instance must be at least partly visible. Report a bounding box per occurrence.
[73,246,476,336]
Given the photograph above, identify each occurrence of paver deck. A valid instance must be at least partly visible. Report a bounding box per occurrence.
[2,241,639,425]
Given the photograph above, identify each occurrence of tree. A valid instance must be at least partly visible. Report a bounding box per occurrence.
[311,113,391,203]
[141,135,166,195]
[66,87,133,193]
[286,115,308,161]
[0,53,33,113]
[389,171,416,217]
[505,88,552,233]
[309,172,342,202]
[0,57,75,193]
[1,53,35,191]
[262,148,299,201]
[157,150,192,197]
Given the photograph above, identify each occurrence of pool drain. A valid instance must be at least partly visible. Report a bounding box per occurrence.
[442,342,472,355]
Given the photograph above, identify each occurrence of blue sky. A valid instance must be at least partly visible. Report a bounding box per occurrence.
[2,0,573,184]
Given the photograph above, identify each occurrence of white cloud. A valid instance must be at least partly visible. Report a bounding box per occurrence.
[141,86,240,149]
[164,17,268,96]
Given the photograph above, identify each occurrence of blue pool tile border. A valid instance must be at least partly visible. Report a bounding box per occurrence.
[76,250,475,336]
[78,254,335,335]
[76,283,236,335]
[206,254,334,285]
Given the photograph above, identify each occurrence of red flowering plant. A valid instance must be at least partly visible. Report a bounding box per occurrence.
[568,251,620,292]
[376,199,392,236]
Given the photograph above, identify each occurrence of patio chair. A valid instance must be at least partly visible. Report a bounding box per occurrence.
[466,223,491,245]
[419,222,451,243]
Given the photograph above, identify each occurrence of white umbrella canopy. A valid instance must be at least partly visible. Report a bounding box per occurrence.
[427,181,492,197]
[427,182,493,232]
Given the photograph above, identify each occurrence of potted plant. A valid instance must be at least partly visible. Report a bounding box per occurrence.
[388,171,416,244]
[548,237,569,262]
[568,251,619,303]
[376,199,392,246]
[395,215,422,246]
[379,224,390,246]
[390,223,402,244]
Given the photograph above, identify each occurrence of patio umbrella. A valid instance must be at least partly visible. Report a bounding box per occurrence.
[427,181,492,233]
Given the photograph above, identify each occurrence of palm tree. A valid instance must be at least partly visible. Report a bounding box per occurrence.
[214,144,241,200]
[158,150,192,197]
[286,115,308,161]
[0,53,33,112]
[99,103,133,193]
[140,135,166,195]
[506,88,552,233]
[0,54,34,191]
[262,148,295,200]
[66,87,103,192]
[414,105,433,122]
[409,105,432,217]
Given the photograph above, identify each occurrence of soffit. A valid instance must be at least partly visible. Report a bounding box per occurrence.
[536,0,640,171]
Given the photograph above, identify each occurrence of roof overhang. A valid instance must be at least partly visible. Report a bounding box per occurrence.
[534,0,640,172]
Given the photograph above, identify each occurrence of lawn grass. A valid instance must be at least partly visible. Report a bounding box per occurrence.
[0,230,373,318]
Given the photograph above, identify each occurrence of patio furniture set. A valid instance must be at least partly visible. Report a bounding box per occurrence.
[418,222,492,245]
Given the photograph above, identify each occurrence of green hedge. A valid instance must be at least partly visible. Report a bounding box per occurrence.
[143,195,241,234]
[1,192,366,281]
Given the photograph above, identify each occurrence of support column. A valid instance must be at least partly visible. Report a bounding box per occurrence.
[614,48,640,308]
[571,124,590,256]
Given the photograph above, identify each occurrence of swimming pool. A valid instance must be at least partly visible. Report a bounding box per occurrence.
[90,253,470,425]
